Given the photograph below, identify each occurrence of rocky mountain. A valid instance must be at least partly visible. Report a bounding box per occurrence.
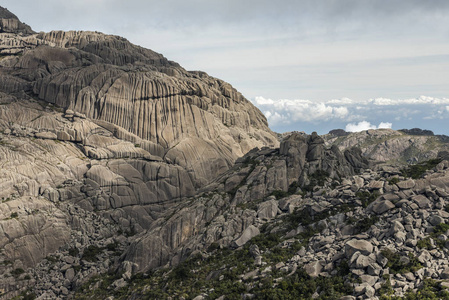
[2,6,449,300]
[0,7,279,299]
[324,128,449,165]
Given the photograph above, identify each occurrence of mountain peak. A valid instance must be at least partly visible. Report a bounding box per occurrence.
[0,6,18,19]
[0,6,34,34]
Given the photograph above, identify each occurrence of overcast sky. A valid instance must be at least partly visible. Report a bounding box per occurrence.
[3,0,449,135]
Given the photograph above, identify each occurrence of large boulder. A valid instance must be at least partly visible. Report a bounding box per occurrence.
[345,239,374,257]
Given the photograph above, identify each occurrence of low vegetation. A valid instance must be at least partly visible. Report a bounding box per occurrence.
[73,237,353,300]
[417,223,449,250]
[380,278,449,300]
[380,249,422,274]
[401,159,442,179]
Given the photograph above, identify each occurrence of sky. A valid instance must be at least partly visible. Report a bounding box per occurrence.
[2,0,449,135]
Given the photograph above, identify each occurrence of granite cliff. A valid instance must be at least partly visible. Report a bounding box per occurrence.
[0,6,279,298]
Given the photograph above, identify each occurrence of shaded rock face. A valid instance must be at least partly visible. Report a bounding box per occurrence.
[189,132,369,208]
[279,132,368,186]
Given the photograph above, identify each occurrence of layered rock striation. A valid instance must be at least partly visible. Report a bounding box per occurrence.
[1,9,278,187]
[0,7,279,298]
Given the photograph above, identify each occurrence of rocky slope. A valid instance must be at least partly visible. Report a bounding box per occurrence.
[69,147,449,300]
[324,128,449,165]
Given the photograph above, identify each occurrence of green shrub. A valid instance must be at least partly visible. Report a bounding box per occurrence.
[401,159,442,179]
[354,215,379,233]
[433,223,449,235]
[416,237,432,249]
[10,212,18,219]
[303,170,330,192]
[387,177,400,185]
[381,278,449,299]
[288,181,300,194]
[207,242,220,252]
[68,247,79,257]
[82,245,102,262]
[12,268,25,277]
[106,242,119,252]
[356,191,380,207]
[420,223,449,249]
[17,290,36,300]
[271,190,289,199]
[45,255,59,264]
[381,249,422,274]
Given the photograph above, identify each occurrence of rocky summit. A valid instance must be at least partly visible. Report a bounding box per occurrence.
[2,6,449,300]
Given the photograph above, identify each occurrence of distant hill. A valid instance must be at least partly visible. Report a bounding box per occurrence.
[324,128,449,165]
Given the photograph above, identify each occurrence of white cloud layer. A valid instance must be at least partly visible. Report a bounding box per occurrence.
[345,121,392,132]
[371,96,449,106]
[253,97,349,125]
[250,95,449,134]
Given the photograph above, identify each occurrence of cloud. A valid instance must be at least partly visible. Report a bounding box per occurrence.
[345,121,392,132]
[378,122,393,129]
[252,97,348,125]
[250,95,449,134]
[371,96,449,106]
[345,121,376,132]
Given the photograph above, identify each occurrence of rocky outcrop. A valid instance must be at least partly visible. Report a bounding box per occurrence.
[120,132,369,274]
[196,132,370,206]
[7,6,449,300]
[1,25,278,186]
[325,128,449,164]
[0,7,34,35]
[0,7,280,298]
[75,156,449,299]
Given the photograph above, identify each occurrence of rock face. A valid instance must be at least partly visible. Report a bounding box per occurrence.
[0,7,34,35]
[325,128,449,164]
[0,7,279,298]
[197,132,369,206]
[0,9,278,188]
